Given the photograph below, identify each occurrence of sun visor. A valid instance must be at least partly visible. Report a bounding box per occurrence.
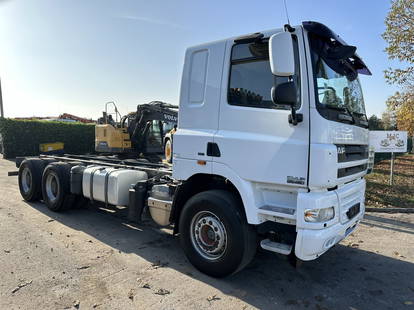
[303,21,372,76]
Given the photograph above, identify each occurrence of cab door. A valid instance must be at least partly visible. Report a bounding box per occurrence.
[146,120,163,154]
[172,41,227,180]
[214,29,310,187]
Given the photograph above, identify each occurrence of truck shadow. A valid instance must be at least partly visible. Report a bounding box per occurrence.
[25,201,414,310]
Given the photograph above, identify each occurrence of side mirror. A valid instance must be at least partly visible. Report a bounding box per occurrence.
[271,82,297,106]
[269,32,295,76]
[271,82,302,125]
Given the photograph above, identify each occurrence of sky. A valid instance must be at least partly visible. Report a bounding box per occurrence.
[0,0,399,119]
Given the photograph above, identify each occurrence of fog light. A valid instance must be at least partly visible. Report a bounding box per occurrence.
[324,237,337,249]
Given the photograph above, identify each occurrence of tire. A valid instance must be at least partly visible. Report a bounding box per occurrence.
[41,162,76,212]
[42,158,57,166]
[164,139,173,163]
[179,190,257,277]
[18,159,46,201]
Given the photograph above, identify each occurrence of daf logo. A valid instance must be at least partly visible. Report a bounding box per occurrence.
[337,146,346,154]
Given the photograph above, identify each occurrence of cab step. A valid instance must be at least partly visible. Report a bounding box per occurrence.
[260,239,293,255]
[258,205,296,220]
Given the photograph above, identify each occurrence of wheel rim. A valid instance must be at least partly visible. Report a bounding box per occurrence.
[165,142,172,159]
[21,167,32,194]
[190,211,227,260]
[45,172,59,203]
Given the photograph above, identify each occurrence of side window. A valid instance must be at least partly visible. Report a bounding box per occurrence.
[228,37,300,109]
[188,49,208,105]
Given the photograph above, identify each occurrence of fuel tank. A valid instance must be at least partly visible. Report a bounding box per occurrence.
[82,166,148,206]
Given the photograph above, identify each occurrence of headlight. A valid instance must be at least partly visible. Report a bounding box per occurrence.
[304,207,335,222]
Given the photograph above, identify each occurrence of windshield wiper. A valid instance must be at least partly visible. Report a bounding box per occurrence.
[352,111,369,128]
[324,104,345,111]
[343,106,356,124]
[325,104,355,124]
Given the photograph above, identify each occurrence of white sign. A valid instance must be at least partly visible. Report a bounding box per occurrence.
[369,131,408,153]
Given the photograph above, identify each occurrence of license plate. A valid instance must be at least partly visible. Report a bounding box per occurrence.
[346,203,360,220]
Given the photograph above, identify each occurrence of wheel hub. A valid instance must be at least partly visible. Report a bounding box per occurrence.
[191,212,227,260]
[45,172,59,202]
[21,167,32,193]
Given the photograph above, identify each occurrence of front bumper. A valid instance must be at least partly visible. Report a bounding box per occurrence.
[295,178,365,261]
[295,211,363,260]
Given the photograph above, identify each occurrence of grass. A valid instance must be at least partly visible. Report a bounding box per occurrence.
[365,153,414,208]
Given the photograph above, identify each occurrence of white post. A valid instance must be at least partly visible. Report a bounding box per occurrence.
[389,152,394,185]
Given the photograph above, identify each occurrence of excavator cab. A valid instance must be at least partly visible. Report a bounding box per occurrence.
[145,120,176,154]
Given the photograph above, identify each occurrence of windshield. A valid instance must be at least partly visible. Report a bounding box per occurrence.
[309,33,367,124]
[315,57,366,115]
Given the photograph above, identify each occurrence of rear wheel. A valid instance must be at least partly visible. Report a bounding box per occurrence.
[42,162,76,212]
[179,190,257,277]
[18,159,45,201]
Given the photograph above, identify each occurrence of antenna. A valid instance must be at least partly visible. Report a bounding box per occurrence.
[283,0,291,25]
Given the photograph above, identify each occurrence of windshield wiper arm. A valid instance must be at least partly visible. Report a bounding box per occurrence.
[349,111,369,128]
[325,104,356,124]
[343,106,356,124]
[324,104,346,111]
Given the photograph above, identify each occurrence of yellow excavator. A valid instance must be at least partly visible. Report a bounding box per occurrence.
[95,101,178,162]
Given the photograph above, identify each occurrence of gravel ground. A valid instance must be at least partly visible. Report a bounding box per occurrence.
[0,158,413,310]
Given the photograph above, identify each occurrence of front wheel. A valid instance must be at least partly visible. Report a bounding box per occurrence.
[179,190,257,277]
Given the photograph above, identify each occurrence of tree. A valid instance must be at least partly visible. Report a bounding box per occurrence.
[386,89,414,134]
[383,0,414,86]
[382,0,414,135]
[368,115,384,130]
[381,109,398,130]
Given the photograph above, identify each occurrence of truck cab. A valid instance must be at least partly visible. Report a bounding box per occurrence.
[173,21,370,264]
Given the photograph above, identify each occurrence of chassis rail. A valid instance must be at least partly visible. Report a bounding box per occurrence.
[15,154,172,176]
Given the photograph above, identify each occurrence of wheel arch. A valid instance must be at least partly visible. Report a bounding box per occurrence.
[170,173,246,234]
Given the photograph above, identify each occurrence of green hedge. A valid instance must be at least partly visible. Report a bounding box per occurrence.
[0,118,95,159]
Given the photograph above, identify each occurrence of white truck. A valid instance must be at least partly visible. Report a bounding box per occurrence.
[15,21,371,278]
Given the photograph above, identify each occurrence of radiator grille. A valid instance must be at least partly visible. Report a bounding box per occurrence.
[337,145,369,163]
[338,164,368,178]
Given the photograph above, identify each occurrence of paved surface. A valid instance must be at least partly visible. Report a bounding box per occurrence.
[0,158,413,310]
